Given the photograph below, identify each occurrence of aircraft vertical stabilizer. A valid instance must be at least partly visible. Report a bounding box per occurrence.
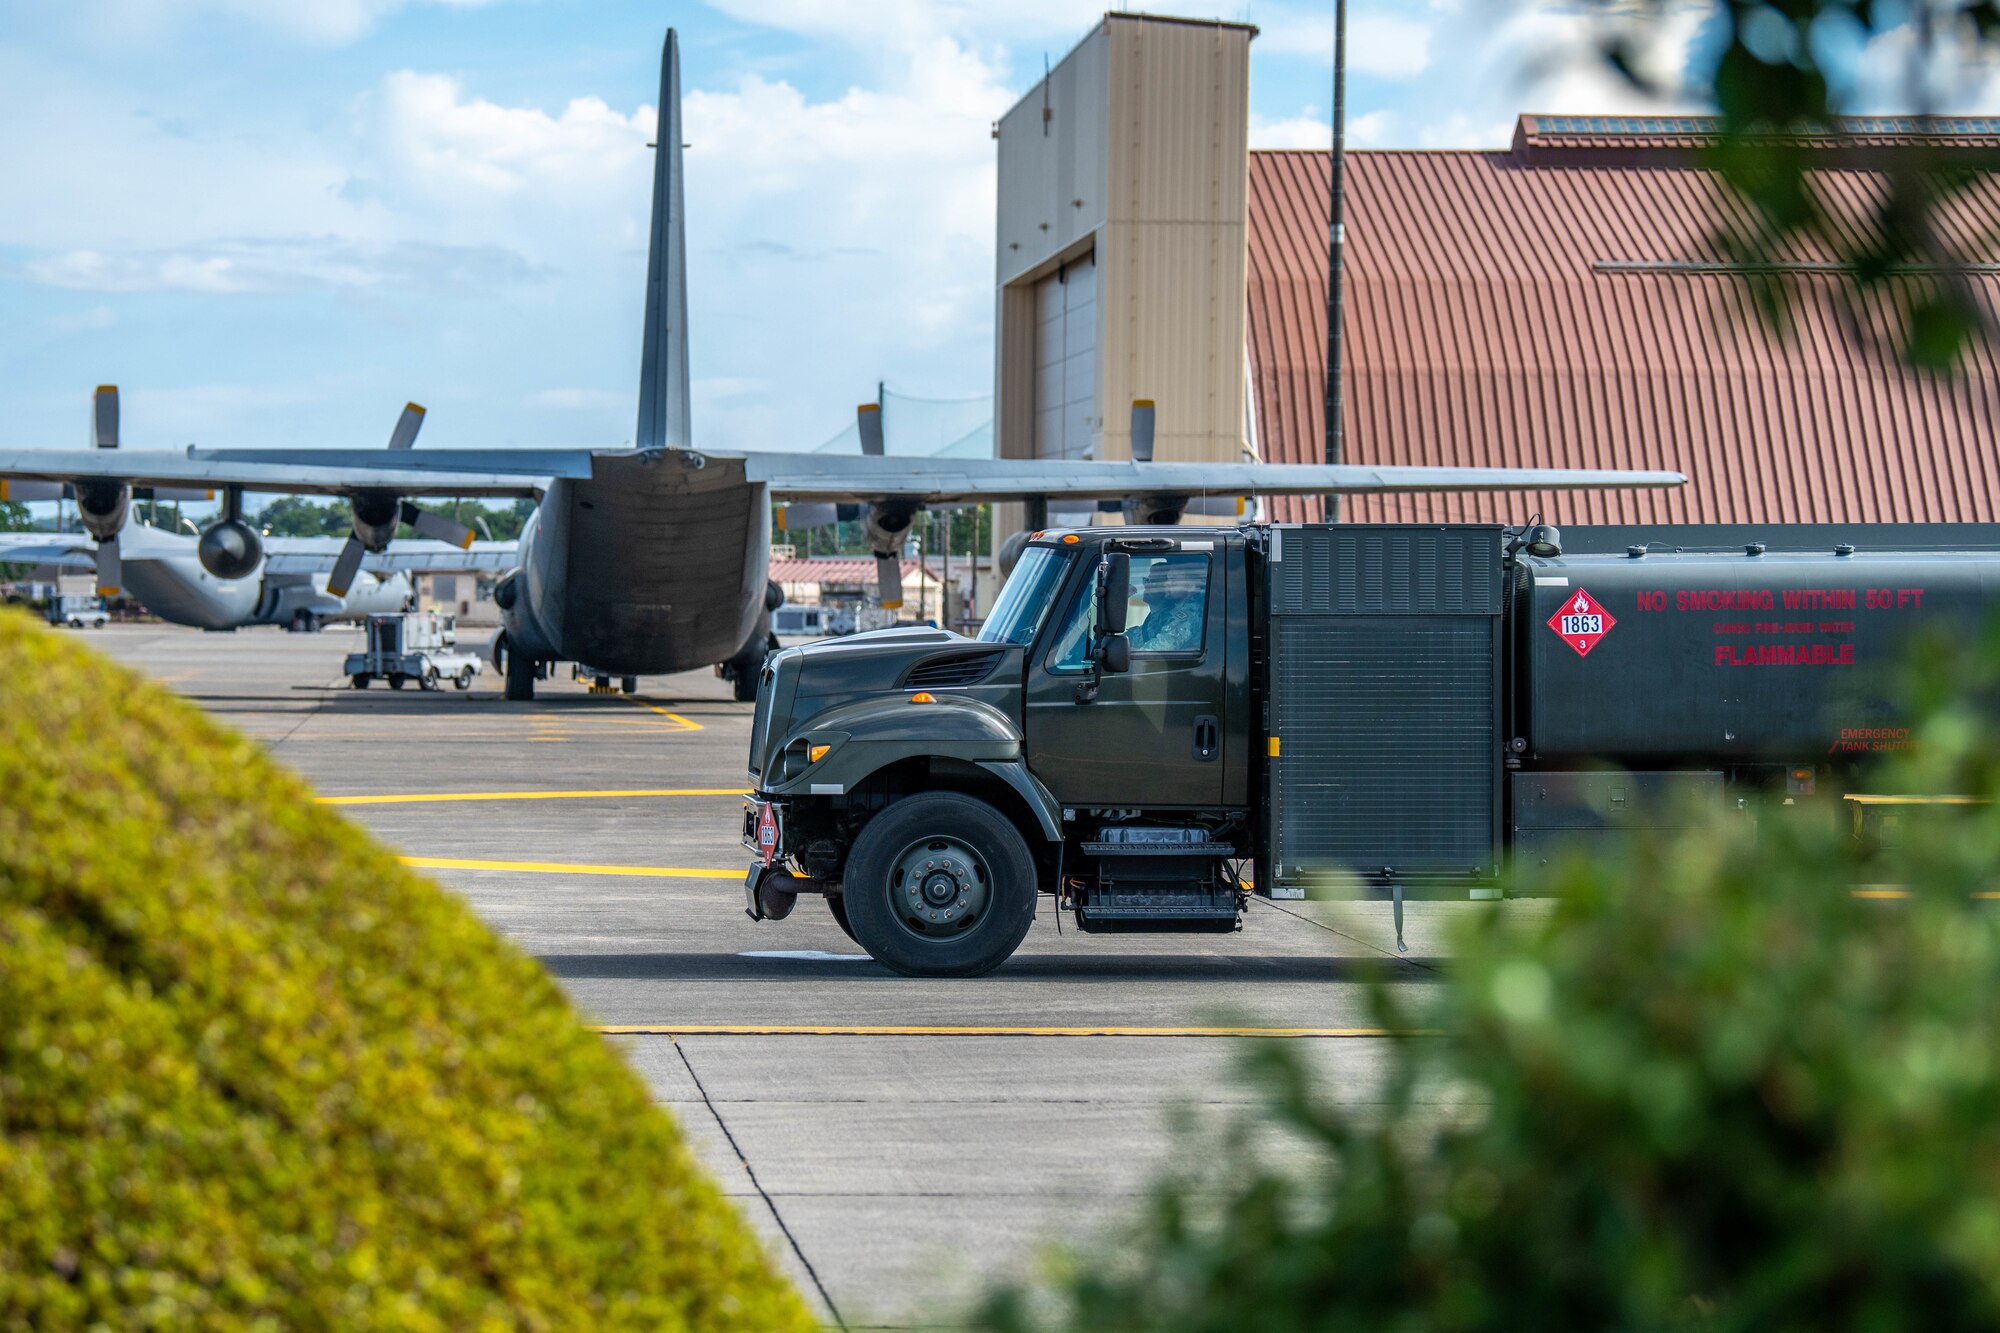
[636,28,691,453]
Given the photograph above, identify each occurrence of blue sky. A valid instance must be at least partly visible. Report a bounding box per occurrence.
[0,1,1987,466]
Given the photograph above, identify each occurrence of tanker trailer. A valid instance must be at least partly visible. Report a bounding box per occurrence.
[1506,541,2000,868]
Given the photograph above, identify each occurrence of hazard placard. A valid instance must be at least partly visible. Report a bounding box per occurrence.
[1547,587,1616,657]
[755,801,780,865]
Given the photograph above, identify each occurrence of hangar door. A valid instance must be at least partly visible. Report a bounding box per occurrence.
[1033,253,1096,461]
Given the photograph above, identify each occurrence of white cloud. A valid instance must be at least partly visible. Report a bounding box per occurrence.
[58,0,495,45]
[1250,112,1331,149]
[374,71,653,198]
[23,238,541,296]
[521,388,629,412]
[1256,10,1435,78]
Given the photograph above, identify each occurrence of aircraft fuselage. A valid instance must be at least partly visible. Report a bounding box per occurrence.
[499,450,769,675]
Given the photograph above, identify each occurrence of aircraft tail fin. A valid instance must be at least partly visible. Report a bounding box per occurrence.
[635,27,691,452]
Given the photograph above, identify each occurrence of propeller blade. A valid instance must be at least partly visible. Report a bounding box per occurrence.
[857,402,884,456]
[387,402,426,451]
[777,502,839,532]
[327,534,366,598]
[95,535,121,596]
[875,552,904,611]
[401,501,475,549]
[93,385,119,449]
[1130,398,1155,464]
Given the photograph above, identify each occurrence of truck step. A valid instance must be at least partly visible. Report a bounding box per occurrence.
[1072,885,1242,934]
[1079,841,1234,857]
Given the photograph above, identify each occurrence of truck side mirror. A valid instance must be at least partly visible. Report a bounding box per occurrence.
[1096,632,1130,674]
[1096,553,1130,636]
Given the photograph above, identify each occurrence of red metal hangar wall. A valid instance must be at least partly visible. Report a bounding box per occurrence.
[1247,116,2000,526]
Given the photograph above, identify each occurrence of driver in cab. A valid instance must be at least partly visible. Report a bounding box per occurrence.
[1125,558,1205,653]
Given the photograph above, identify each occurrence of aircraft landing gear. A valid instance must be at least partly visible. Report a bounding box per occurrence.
[505,648,538,701]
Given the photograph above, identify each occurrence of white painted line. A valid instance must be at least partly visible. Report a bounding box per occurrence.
[737,950,873,962]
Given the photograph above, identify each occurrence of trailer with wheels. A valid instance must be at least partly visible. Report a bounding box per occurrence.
[344,612,483,691]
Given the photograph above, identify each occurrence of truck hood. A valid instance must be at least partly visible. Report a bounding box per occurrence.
[747,627,1022,780]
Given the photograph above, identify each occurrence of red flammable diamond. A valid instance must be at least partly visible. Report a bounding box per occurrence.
[1547,587,1616,658]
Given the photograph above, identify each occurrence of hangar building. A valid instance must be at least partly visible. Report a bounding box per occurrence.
[990,13,2000,546]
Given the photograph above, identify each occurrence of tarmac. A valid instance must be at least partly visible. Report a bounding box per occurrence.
[81,621,1499,1330]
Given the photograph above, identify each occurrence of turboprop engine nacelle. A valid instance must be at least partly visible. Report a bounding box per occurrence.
[349,491,403,551]
[73,479,129,543]
[198,487,263,580]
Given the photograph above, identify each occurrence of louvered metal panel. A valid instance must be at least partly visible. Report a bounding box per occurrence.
[1265,526,1502,887]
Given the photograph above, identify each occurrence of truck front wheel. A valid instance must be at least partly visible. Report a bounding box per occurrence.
[842,793,1036,978]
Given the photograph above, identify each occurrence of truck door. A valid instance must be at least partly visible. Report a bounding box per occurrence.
[1024,545,1227,809]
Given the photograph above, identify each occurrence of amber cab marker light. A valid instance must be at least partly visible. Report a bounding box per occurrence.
[809,744,831,763]
[909,692,937,704]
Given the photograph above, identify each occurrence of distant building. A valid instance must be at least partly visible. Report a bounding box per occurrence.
[768,553,995,634]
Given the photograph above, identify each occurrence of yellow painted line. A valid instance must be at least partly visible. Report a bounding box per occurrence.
[629,698,704,731]
[556,675,706,732]
[399,856,740,878]
[1851,888,2000,900]
[593,1024,1413,1038]
[321,787,748,806]
[1844,794,1984,806]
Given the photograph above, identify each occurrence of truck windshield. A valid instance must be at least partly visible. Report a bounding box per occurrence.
[977,546,1069,646]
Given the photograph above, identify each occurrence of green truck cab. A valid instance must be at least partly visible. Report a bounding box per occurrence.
[742,527,1258,977]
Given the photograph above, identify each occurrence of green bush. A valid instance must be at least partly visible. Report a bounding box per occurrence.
[979,624,2000,1332]
[0,611,812,1330]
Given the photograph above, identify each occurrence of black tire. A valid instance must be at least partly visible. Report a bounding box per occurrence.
[826,893,859,944]
[456,667,475,690]
[350,674,371,689]
[505,649,537,701]
[731,668,759,702]
[420,667,440,692]
[622,675,638,695]
[841,793,1036,978]
[388,674,406,690]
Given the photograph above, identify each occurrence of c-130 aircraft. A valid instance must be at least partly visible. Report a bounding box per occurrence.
[0,30,1682,702]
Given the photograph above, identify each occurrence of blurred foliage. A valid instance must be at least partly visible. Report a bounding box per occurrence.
[1599,1,2000,370]
[0,501,29,581]
[978,617,2000,1330]
[254,495,352,537]
[0,611,812,1330]
[256,496,536,542]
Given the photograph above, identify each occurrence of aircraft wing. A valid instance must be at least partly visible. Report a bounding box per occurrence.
[260,537,520,576]
[739,453,1687,504]
[0,448,588,498]
[0,533,96,568]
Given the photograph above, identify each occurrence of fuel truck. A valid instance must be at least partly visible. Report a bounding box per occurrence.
[740,523,2000,977]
